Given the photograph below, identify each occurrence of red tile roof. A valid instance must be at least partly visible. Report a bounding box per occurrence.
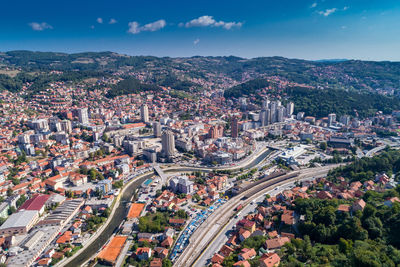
[19,194,50,211]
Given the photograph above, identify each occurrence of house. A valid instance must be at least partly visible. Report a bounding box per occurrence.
[281,210,295,225]
[43,249,55,258]
[163,228,174,239]
[281,232,295,239]
[136,247,152,260]
[352,199,366,212]
[260,253,281,267]
[37,258,52,266]
[239,228,251,242]
[317,191,333,199]
[150,258,163,267]
[56,231,72,244]
[243,221,256,233]
[154,247,168,259]
[238,248,256,261]
[211,253,225,264]
[81,206,93,214]
[337,204,350,213]
[219,245,234,257]
[265,237,290,250]
[161,236,173,248]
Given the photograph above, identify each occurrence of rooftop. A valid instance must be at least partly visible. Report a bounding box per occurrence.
[0,210,38,230]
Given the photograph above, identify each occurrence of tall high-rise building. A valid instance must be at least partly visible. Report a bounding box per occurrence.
[340,115,351,126]
[162,130,175,158]
[60,120,72,134]
[153,122,162,137]
[141,104,149,123]
[265,109,271,126]
[297,112,305,120]
[262,98,270,110]
[259,110,267,127]
[208,125,224,139]
[286,102,294,117]
[277,106,285,122]
[328,113,336,126]
[78,108,89,124]
[270,101,278,123]
[231,117,239,138]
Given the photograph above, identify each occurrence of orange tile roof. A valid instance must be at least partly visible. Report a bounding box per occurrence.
[127,203,145,219]
[97,235,128,263]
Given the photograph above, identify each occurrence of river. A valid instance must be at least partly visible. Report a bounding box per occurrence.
[65,148,272,266]
[65,174,150,267]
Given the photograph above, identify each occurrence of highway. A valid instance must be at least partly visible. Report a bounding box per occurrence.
[194,176,323,267]
[59,144,275,267]
[174,164,340,267]
[365,145,386,157]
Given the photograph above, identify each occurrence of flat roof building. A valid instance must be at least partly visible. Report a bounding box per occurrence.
[0,210,38,236]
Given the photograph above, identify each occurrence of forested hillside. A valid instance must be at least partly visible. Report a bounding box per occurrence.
[280,149,400,266]
[2,51,400,95]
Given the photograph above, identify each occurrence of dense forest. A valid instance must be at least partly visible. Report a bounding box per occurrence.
[105,77,161,98]
[224,79,400,118]
[328,148,400,183]
[3,51,400,95]
[285,87,400,118]
[0,70,107,95]
[280,149,400,266]
[223,78,269,98]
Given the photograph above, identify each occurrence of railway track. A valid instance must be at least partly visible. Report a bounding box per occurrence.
[174,165,338,267]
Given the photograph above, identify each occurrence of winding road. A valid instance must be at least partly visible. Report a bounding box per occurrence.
[174,164,339,267]
[60,146,274,266]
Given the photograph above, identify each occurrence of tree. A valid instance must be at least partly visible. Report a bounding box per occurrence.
[320,142,327,150]
[102,133,110,143]
[8,206,16,215]
[162,259,172,267]
[113,180,124,189]
[6,188,12,196]
[176,209,187,219]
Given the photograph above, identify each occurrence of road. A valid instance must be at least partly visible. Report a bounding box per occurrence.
[115,239,132,267]
[58,144,275,266]
[174,164,340,267]
[365,145,386,157]
[60,174,150,267]
[194,176,320,267]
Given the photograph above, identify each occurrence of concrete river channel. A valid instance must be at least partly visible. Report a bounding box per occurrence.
[65,148,272,266]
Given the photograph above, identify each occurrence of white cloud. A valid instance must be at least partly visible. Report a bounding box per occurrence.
[109,18,117,24]
[141,20,166,32]
[343,6,349,11]
[28,22,53,31]
[311,2,317,8]
[183,15,242,30]
[318,8,337,17]
[128,22,140,34]
[193,38,200,45]
[97,17,103,24]
[185,15,216,27]
[128,19,166,34]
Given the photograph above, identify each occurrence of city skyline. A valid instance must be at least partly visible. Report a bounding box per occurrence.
[1,0,400,61]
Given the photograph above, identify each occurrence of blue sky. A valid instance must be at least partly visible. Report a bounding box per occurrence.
[1,0,400,60]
